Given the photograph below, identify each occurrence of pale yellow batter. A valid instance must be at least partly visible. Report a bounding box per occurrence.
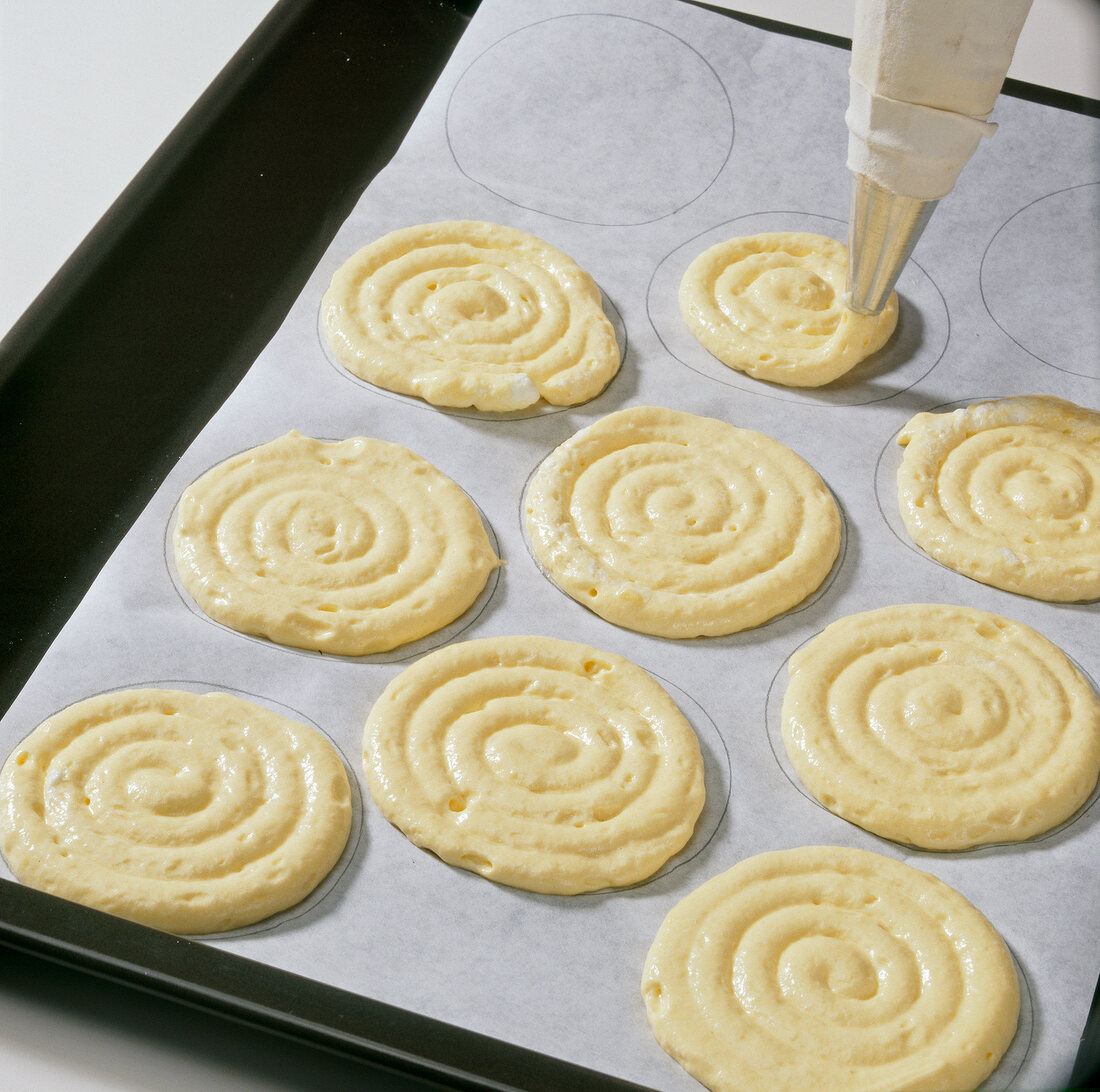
[782,603,1100,849]
[679,232,898,386]
[362,636,704,894]
[642,846,1019,1092]
[0,688,352,934]
[173,431,499,655]
[896,395,1100,601]
[321,220,620,411]
[524,406,841,637]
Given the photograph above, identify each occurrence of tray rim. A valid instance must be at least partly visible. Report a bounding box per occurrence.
[1,1,1096,1088]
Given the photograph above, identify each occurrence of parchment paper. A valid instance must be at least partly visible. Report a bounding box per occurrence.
[3,1,1097,1088]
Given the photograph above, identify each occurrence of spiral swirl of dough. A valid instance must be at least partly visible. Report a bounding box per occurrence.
[524,406,840,637]
[642,846,1019,1092]
[0,689,352,934]
[781,604,1100,849]
[896,395,1100,601]
[321,221,620,411]
[679,232,898,387]
[173,432,499,655]
[363,636,704,894]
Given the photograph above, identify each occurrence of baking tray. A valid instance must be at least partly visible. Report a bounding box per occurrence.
[0,1,620,1086]
[1,1,1098,1088]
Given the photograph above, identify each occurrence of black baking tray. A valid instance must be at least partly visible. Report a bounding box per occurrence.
[1,1,1097,1088]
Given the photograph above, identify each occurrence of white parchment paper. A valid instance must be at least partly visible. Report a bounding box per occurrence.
[3,1,1097,1088]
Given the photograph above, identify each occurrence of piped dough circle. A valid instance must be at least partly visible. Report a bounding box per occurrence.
[524,406,841,637]
[679,232,898,386]
[173,431,499,655]
[320,221,620,411]
[642,846,1020,1092]
[781,604,1100,849]
[362,636,705,894]
[0,689,353,934]
[896,395,1100,601]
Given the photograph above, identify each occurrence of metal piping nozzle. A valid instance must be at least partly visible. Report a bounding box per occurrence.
[846,171,937,315]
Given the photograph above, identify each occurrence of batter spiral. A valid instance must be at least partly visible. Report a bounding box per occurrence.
[173,432,499,655]
[0,689,352,934]
[362,636,705,893]
[524,406,841,637]
[642,846,1019,1092]
[321,220,620,411]
[679,232,898,387]
[781,604,1100,849]
[896,395,1100,601]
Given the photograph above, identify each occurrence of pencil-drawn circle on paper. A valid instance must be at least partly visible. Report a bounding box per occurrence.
[648,212,949,406]
[980,183,1100,379]
[445,15,734,226]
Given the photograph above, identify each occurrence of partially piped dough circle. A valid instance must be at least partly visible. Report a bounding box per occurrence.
[0,689,352,934]
[679,232,897,386]
[896,395,1100,601]
[321,220,620,411]
[524,406,841,637]
[782,604,1100,849]
[173,432,499,655]
[642,846,1019,1092]
[363,636,704,894]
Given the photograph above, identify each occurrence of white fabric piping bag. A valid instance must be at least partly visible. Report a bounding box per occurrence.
[845,0,1032,314]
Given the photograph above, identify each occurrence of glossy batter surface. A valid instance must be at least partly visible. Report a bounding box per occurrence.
[896,395,1100,601]
[642,846,1019,1092]
[782,604,1100,848]
[524,406,841,637]
[362,636,704,894]
[679,232,897,386]
[321,220,620,410]
[0,689,352,934]
[173,431,499,655]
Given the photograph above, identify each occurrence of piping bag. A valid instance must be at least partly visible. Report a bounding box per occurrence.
[845,0,1033,314]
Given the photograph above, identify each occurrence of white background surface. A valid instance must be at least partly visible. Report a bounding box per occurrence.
[1,1,1096,1089]
[2,0,1098,342]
